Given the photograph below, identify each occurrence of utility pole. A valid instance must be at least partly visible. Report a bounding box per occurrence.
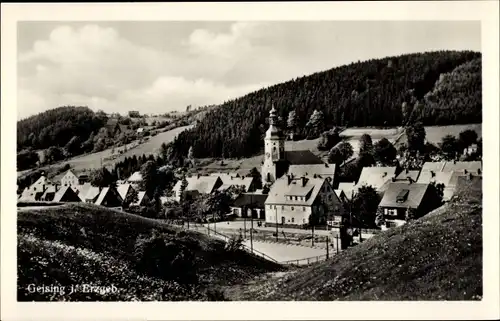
[250,194,254,253]
[243,208,247,239]
[350,190,354,246]
[336,234,339,254]
[326,236,329,259]
[275,206,279,242]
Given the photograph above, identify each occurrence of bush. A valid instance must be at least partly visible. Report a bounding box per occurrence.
[134,230,198,285]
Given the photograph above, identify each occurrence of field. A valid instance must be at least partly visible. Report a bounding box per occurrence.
[17,203,282,301]
[228,176,483,300]
[18,125,192,178]
[423,124,482,145]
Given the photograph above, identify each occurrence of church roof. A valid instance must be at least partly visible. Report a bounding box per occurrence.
[283,150,323,165]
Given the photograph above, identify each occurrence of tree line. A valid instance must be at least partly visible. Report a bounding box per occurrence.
[168,50,481,161]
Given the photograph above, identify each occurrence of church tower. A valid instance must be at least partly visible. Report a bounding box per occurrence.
[262,104,285,183]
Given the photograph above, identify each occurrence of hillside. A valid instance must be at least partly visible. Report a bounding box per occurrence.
[17,203,282,301]
[228,176,482,301]
[169,50,481,160]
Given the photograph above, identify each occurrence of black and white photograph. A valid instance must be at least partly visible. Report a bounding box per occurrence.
[1,1,499,320]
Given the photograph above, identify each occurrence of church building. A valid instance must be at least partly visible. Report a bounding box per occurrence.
[261,105,333,184]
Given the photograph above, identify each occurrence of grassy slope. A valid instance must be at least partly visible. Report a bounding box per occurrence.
[17,203,282,301]
[231,177,482,301]
[17,125,192,179]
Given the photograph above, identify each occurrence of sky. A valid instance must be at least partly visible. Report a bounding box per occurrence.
[17,21,481,120]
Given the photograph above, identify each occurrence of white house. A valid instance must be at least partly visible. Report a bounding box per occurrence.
[264,175,343,228]
[60,170,79,187]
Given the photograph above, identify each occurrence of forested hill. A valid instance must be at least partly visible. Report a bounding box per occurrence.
[17,106,107,151]
[169,50,481,159]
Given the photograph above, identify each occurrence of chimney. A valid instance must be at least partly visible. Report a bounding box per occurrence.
[453,159,457,165]
[313,174,317,178]
[468,173,474,181]
[325,163,329,168]
[407,177,413,184]
[431,170,435,178]
[478,168,482,175]
[302,177,307,187]
[287,175,292,185]
[391,177,396,182]
[382,172,387,177]
[197,173,200,179]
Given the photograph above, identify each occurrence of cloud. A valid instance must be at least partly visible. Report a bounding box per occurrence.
[17,21,481,119]
[17,23,271,119]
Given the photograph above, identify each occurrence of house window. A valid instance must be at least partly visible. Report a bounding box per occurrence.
[303,218,306,223]
[295,196,298,200]
[291,217,295,223]
[291,207,294,211]
[282,206,284,210]
[303,207,306,211]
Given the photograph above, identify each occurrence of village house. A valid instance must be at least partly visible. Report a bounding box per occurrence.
[83,186,102,203]
[95,186,123,209]
[209,173,257,192]
[106,119,128,137]
[231,193,268,219]
[78,174,90,185]
[417,161,482,201]
[72,183,93,202]
[117,183,137,206]
[337,182,356,200]
[171,175,223,202]
[377,182,435,229]
[126,171,143,187]
[287,163,336,181]
[52,186,81,203]
[261,105,325,184]
[353,166,398,195]
[131,191,150,207]
[463,143,478,156]
[19,175,53,202]
[264,175,343,228]
[60,170,79,187]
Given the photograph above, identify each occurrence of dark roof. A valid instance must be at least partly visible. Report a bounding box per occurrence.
[378,183,429,209]
[284,150,323,165]
[233,193,268,208]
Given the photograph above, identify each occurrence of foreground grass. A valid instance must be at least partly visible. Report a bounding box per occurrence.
[18,203,282,301]
[230,177,482,301]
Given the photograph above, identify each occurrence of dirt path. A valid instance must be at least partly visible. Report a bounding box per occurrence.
[223,270,294,301]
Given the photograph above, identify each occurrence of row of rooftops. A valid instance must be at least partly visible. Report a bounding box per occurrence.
[336,160,482,202]
[19,170,148,207]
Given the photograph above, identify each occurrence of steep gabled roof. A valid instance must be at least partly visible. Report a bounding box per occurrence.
[53,186,80,202]
[117,183,135,200]
[84,186,101,202]
[265,176,329,206]
[127,171,143,182]
[210,173,255,191]
[172,175,222,195]
[378,183,429,209]
[356,166,397,190]
[95,187,123,206]
[233,193,268,208]
[337,182,356,199]
[132,191,148,206]
[395,170,421,182]
[287,163,336,179]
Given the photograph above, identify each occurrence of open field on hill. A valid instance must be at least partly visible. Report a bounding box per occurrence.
[18,125,193,179]
[17,203,283,301]
[227,176,482,301]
